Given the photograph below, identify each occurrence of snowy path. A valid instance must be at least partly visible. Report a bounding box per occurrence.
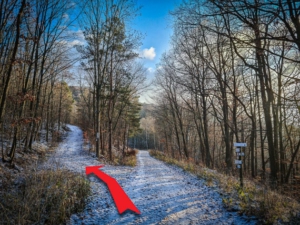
[46,125,256,224]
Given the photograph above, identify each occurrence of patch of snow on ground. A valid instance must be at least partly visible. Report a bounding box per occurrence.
[42,125,257,224]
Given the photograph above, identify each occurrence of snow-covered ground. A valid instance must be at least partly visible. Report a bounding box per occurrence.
[44,125,257,224]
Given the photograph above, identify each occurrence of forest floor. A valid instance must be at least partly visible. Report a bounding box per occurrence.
[41,125,258,224]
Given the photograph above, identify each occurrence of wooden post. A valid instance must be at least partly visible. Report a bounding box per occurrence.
[239,150,243,187]
[235,143,247,188]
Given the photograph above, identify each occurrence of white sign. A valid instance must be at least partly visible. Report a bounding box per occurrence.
[237,152,245,156]
[235,160,242,165]
[97,132,100,139]
[234,142,247,147]
[236,148,240,153]
[236,165,241,169]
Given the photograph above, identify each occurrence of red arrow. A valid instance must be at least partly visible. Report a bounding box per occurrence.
[85,165,141,214]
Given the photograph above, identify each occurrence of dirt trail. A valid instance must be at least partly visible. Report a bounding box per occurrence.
[46,125,256,224]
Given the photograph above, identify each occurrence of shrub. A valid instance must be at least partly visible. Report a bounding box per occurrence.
[0,169,90,225]
[121,149,138,167]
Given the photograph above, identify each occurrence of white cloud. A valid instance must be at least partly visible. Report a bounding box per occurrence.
[68,39,85,47]
[63,13,69,21]
[63,29,86,47]
[58,39,85,48]
[147,67,155,73]
[140,47,156,60]
[74,29,85,40]
[69,2,77,9]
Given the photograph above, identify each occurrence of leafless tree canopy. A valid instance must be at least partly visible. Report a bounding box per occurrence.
[0,0,145,164]
[149,0,300,190]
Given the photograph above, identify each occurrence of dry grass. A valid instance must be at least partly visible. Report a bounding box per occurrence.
[121,149,138,167]
[0,169,90,225]
[95,147,138,167]
[149,150,300,224]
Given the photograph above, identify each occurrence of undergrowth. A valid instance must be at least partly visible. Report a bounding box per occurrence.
[0,169,90,225]
[149,150,300,224]
[119,149,138,167]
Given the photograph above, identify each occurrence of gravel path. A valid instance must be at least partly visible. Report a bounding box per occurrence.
[46,125,257,225]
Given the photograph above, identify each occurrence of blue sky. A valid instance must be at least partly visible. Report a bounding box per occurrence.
[131,0,181,81]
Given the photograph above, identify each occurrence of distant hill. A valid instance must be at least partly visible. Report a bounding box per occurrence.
[140,103,155,118]
[69,86,83,102]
